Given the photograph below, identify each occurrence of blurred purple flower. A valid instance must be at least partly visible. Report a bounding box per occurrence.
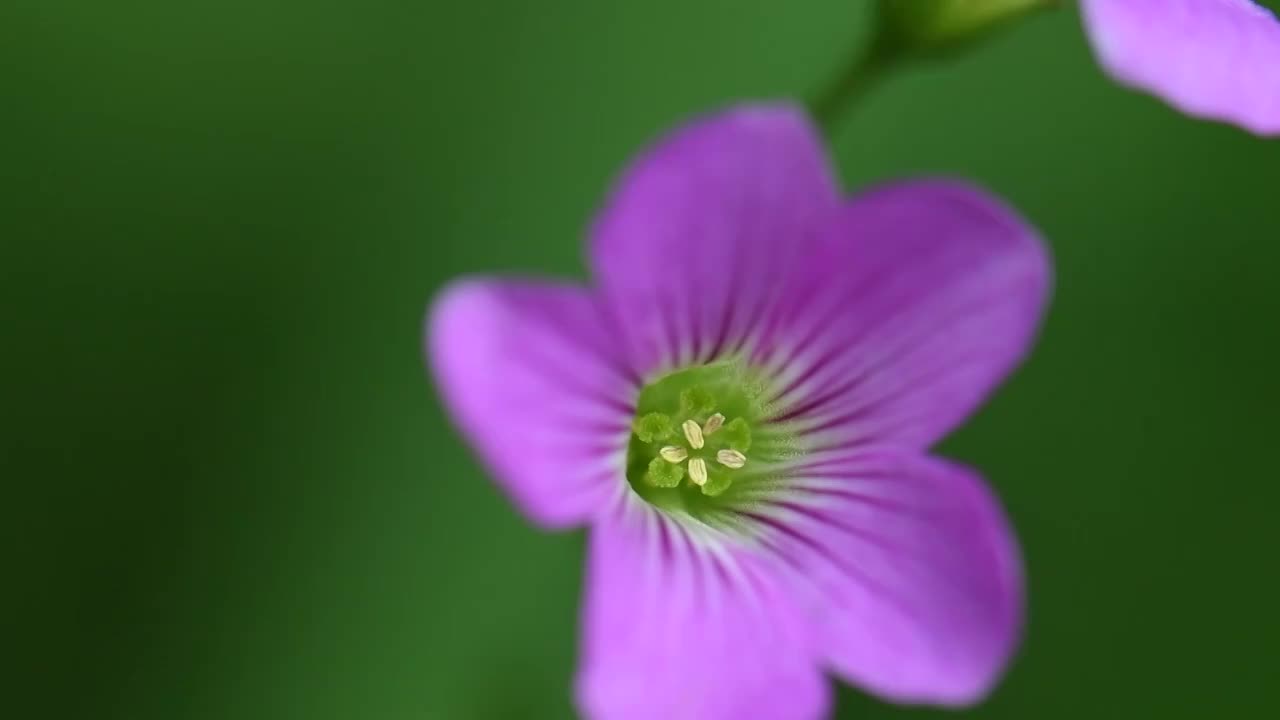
[1081,0,1280,135]
[428,105,1050,719]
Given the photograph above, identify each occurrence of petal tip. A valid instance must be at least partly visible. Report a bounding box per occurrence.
[797,449,1024,707]
[425,278,624,530]
[924,177,1054,315]
[1080,0,1280,136]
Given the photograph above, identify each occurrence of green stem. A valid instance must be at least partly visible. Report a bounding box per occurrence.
[808,34,899,135]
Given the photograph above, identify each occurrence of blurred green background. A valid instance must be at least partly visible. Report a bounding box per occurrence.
[5,1,1280,717]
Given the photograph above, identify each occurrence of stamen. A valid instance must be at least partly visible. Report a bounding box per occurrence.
[703,413,725,436]
[659,446,688,463]
[624,362,780,505]
[716,449,747,469]
[682,419,705,449]
[687,457,708,486]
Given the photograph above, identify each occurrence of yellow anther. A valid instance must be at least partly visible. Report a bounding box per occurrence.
[659,446,688,463]
[716,449,747,469]
[682,419,705,449]
[703,413,725,436]
[687,458,708,486]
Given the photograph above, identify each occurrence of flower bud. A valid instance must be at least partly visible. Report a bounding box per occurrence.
[877,0,1055,56]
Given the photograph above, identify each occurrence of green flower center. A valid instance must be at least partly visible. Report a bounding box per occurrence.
[626,360,796,520]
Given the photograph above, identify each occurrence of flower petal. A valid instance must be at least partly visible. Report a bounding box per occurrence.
[575,500,829,720]
[738,448,1022,706]
[1081,0,1280,135]
[590,103,841,377]
[758,179,1050,450]
[427,279,637,528]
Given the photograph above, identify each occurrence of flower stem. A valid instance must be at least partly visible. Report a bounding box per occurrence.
[809,33,899,135]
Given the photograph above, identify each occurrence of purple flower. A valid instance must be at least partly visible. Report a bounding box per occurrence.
[1081,0,1280,135]
[428,104,1050,718]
